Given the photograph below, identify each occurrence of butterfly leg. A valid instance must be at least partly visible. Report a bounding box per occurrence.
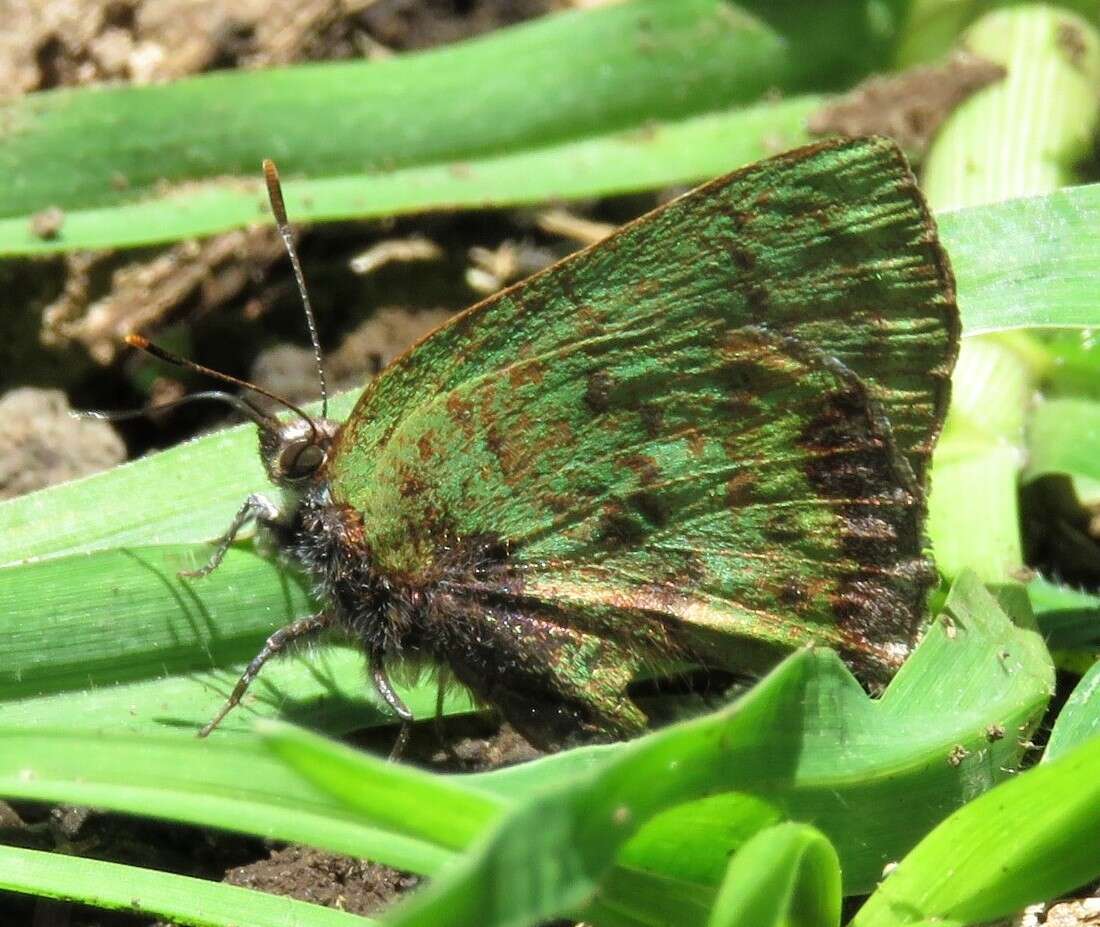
[371,662,414,760]
[432,668,460,763]
[180,493,283,579]
[198,612,331,737]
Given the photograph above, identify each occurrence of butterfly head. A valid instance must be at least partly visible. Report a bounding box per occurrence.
[93,159,338,490]
[258,414,339,487]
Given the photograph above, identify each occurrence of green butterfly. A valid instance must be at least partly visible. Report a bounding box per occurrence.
[146,136,959,749]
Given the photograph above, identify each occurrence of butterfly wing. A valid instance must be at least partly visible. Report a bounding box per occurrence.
[327,136,958,736]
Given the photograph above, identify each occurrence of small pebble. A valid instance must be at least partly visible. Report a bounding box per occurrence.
[0,388,125,499]
[29,206,65,241]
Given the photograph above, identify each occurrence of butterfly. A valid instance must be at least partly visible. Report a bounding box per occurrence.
[129,136,959,750]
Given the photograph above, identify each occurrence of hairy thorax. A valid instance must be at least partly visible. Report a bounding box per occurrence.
[276,484,401,658]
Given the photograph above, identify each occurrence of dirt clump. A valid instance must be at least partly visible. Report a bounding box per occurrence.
[225,844,420,917]
[0,387,125,498]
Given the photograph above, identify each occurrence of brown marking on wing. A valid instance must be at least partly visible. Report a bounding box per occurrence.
[508,359,545,387]
[584,369,614,413]
[446,393,476,439]
[725,470,757,507]
[798,386,933,680]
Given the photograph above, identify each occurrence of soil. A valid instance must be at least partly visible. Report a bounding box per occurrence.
[1042,895,1100,926]
[224,846,421,918]
[807,50,1005,154]
[0,388,125,498]
[0,0,564,93]
[1001,892,1100,927]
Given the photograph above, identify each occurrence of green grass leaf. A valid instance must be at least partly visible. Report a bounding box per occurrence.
[0,541,477,737]
[0,843,372,927]
[1024,396,1100,502]
[0,727,453,875]
[0,101,820,257]
[924,336,1037,582]
[0,1,789,215]
[705,823,841,927]
[0,0,904,256]
[938,184,1100,335]
[1045,659,1100,762]
[260,721,504,851]
[1038,330,1100,400]
[584,794,784,927]
[1,545,312,699]
[852,734,1100,927]
[1026,575,1100,651]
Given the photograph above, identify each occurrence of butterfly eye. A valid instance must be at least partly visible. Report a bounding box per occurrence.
[279,441,325,480]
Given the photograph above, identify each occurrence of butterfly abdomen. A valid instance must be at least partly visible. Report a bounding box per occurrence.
[283,494,655,746]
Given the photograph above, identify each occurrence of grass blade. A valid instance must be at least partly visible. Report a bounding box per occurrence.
[1045,659,1100,762]
[852,734,1100,927]
[260,721,504,851]
[0,0,901,255]
[1026,575,1100,650]
[1024,396,1100,497]
[705,823,841,927]
[0,1,787,215]
[0,100,819,256]
[936,184,1100,335]
[0,843,373,927]
[0,539,475,737]
[0,727,454,875]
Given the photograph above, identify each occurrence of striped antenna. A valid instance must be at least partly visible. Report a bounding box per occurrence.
[263,159,329,418]
[124,334,317,438]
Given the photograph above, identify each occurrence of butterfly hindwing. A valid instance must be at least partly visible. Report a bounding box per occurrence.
[326,136,958,739]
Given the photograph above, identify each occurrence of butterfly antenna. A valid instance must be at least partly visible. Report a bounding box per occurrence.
[263,159,328,419]
[124,334,318,437]
[78,390,278,430]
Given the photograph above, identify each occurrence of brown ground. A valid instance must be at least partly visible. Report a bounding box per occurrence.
[807,50,1005,154]
[224,846,421,918]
